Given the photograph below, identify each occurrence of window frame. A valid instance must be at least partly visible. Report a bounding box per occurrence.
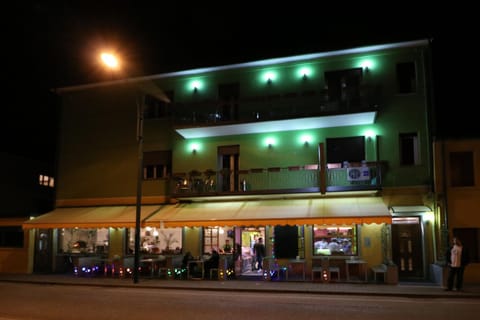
[312,225,357,257]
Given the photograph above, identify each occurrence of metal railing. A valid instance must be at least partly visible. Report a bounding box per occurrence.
[171,164,382,197]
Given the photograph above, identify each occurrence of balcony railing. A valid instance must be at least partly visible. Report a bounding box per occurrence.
[170,163,382,198]
[168,85,381,128]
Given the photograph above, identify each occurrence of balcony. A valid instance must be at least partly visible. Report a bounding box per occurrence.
[170,163,383,198]
[169,85,381,130]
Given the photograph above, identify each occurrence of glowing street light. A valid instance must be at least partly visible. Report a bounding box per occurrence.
[100,52,120,70]
[99,50,143,283]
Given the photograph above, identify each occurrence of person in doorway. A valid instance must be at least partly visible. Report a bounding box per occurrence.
[253,237,266,272]
[222,239,232,253]
[445,236,469,291]
[233,242,242,262]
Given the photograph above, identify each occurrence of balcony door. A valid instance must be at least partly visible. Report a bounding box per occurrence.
[218,145,239,192]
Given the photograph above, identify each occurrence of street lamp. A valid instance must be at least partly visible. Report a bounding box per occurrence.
[133,95,144,284]
[100,53,170,283]
[100,52,120,69]
[99,52,142,283]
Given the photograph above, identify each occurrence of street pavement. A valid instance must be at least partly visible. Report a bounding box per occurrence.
[1,273,479,299]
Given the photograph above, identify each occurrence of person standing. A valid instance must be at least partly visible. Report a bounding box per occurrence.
[223,239,232,253]
[445,236,469,291]
[253,237,266,272]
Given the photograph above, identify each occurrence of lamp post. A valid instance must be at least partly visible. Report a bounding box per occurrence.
[99,53,169,283]
[99,52,142,283]
[133,95,144,284]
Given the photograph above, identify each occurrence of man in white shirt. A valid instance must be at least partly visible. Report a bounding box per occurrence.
[445,237,469,291]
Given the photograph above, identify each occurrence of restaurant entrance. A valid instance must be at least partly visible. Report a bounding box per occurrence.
[239,227,265,276]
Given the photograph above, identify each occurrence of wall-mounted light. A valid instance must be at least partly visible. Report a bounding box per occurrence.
[299,67,311,81]
[364,129,375,142]
[264,71,276,85]
[190,142,200,154]
[265,137,275,148]
[300,134,312,146]
[191,80,201,93]
[360,59,373,72]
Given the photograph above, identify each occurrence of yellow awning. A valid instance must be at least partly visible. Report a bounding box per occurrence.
[22,205,162,229]
[145,197,391,228]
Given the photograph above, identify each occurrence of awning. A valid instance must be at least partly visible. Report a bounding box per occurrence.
[22,205,162,229]
[145,197,391,228]
[390,206,432,213]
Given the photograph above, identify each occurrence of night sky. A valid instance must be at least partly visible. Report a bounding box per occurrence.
[2,2,474,163]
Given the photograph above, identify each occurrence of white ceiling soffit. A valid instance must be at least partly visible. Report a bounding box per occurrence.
[390,206,432,213]
[176,111,377,139]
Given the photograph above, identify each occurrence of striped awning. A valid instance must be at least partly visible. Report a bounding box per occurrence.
[22,197,391,229]
[22,205,161,229]
[145,197,391,228]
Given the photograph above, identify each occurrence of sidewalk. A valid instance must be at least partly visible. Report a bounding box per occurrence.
[1,273,480,298]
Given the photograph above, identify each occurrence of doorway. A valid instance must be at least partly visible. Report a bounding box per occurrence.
[33,229,54,273]
[217,145,239,192]
[239,227,265,276]
[392,217,424,280]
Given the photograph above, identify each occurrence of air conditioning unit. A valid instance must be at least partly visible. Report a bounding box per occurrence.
[347,167,370,181]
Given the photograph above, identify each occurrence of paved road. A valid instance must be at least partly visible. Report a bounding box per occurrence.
[0,281,479,320]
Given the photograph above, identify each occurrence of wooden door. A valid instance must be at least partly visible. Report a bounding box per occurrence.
[392,218,424,280]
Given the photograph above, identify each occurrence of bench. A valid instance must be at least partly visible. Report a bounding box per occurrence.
[371,264,387,283]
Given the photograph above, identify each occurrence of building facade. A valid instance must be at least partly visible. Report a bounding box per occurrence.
[433,139,480,284]
[19,39,449,283]
[0,153,55,273]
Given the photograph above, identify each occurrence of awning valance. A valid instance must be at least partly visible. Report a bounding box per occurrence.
[390,206,432,213]
[22,205,162,229]
[22,197,391,229]
[145,197,391,228]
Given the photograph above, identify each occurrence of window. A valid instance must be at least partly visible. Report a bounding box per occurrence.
[326,136,365,164]
[449,151,474,187]
[396,62,416,94]
[39,174,55,188]
[203,227,219,254]
[274,226,304,259]
[399,132,420,166]
[0,226,24,248]
[127,227,182,254]
[143,91,173,119]
[324,68,363,107]
[58,228,109,254]
[218,83,239,121]
[452,228,479,263]
[313,225,357,256]
[143,150,172,179]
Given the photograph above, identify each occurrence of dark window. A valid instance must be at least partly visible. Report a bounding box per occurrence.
[0,226,24,248]
[143,91,173,119]
[218,83,239,121]
[326,136,365,164]
[274,226,298,259]
[399,132,419,166]
[449,151,474,187]
[452,228,479,263]
[397,62,416,94]
[324,68,362,107]
[143,150,172,179]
